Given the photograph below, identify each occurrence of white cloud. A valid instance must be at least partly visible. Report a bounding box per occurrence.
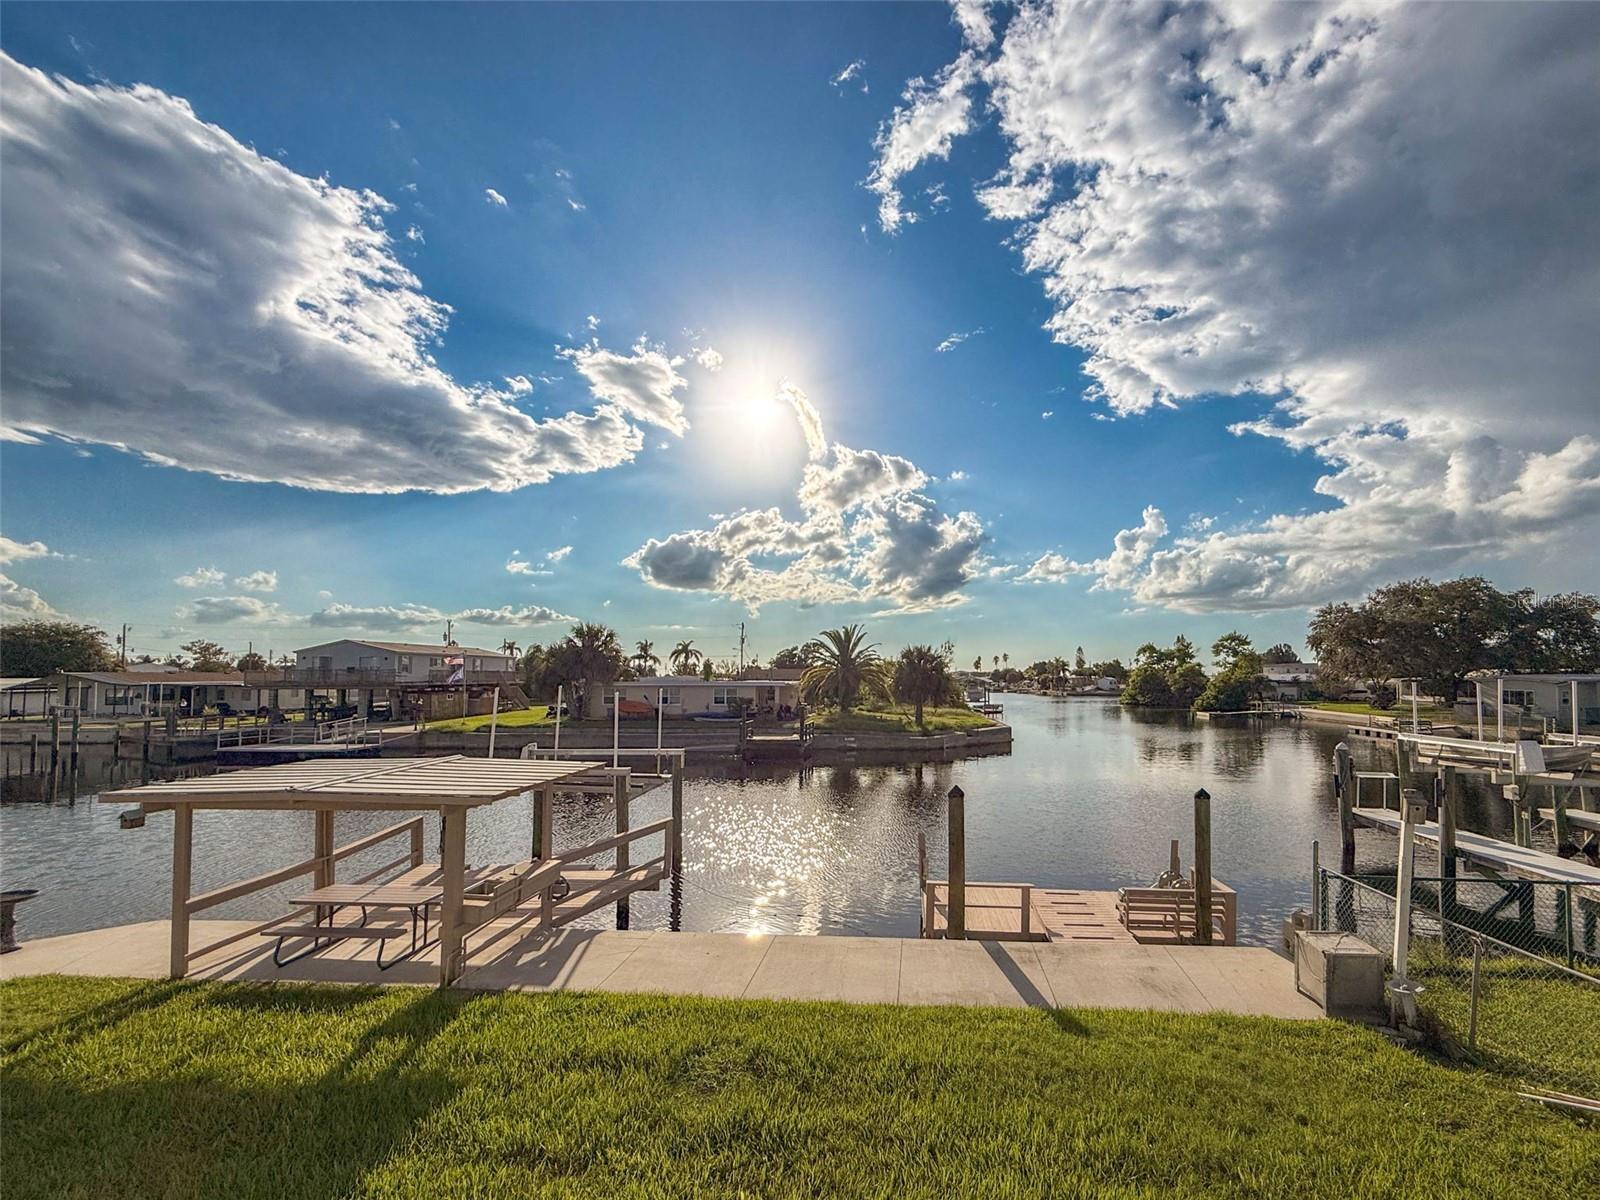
[453,605,572,627]
[233,570,278,593]
[866,52,978,232]
[307,600,571,632]
[559,340,690,436]
[935,329,982,353]
[404,225,424,243]
[876,2,1600,610]
[625,381,988,613]
[951,0,995,50]
[307,602,444,631]
[1040,411,1053,420]
[546,546,573,563]
[585,314,600,330]
[0,536,56,565]
[181,595,285,624]
[694,346,724,371]
[947,470,968,482]
[484,187,507,207]
[832,59,868,94]
[174,566,227,589]
[0,573,63,620]
[504,555,551,577]
[0,55,682,495]
[504,375,533,395]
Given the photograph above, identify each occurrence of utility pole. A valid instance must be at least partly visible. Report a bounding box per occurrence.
[737,621,746,675]
[118,624,130,669]
[444,619,454,646]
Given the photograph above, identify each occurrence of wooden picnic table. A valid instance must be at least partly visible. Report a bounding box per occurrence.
[273,880,448,970]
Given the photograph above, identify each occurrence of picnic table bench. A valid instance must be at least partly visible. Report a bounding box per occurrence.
[1116,878,1238,945]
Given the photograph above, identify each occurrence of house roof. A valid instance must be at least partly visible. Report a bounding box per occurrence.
[0,677,47,690]
[60,670,246,686]
[295,639,508,657]
[1474,672,1600,684]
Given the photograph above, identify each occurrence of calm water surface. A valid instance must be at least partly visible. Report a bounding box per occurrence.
[0,696,1514,946]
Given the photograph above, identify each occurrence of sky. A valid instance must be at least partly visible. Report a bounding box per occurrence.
[2,1,1597,670]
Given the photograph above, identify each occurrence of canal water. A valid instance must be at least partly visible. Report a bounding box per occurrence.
[1,695,1515,946]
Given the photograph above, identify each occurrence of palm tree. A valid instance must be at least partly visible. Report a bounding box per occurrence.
[565,622,624,720]
[499,639,520,659]
[892,644,957,729]
[800,624,889,713]
[973,655,982,672]
[669,640,701,674]
[1002,652,1009,669]
[633,640,660,674]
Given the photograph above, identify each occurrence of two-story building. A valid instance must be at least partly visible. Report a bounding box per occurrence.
[291,639,516,684]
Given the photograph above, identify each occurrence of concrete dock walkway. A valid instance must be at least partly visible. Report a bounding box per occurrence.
[0,921,1321,1018]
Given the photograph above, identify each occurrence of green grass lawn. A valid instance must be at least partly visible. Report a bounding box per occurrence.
[1302,701,1459,722]
[808,704,997,733]
[3,976,1594,1199]
[425,707,557,734]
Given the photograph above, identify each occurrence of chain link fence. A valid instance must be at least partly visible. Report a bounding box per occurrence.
[1317,868,1600,1100]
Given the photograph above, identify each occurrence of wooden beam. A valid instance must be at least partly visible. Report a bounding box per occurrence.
[946,786,965,939]
[438,808,466,987]
[614,771,630,930]
[169,804,193,979]
[313,810,334,889]
[1193,788,1213,946]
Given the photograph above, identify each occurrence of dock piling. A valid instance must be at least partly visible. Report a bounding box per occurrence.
[946,785,966,939]
[1193,788,1213,946]
[1334,743,1356,873]
[614,772,631,930]
[670,757,684,873]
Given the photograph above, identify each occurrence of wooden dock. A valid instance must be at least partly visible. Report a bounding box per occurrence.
[922,884,1238,946]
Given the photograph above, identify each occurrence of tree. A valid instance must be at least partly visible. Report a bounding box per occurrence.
[1121,638,1209,708]
[1262,643,1299,664]
[973,656,982,672]
[499,639,520,659]
[700,658,714,681]
[669,640,701,674]
[633,640,661,674]
[561,623,625,719]
[1495,590,1600,672]
[770,645,809,670]
[180,639,234,672]
[235,651,268,672]
[801,624,890,713]
[0,620,114,677]
[892,644,959,729]
[1193,633,1266,712]
[1309,577,1513,700]
[1075,646,1086,673]
[1090,659,1127,681]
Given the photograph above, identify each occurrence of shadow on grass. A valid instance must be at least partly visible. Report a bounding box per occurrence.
[3,983,469,1199]
[1,978,190,1058]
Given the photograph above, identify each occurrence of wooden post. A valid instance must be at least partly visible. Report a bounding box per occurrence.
[1334,743,1356,873]
[313,810,334,888]
[439,807,466,987]
[1193,788,1213,946]
[409,818,424,868]
[68,709,80,764]
[531,784,553,861]
[487,686,500,758]
[49,711,60,773]
[169,804,193,979]
[142,719,152,764]
[1438,768,1458,935]
[670,756,684,873]
[946,785,966,939]
[28,733,37,774]
[1393,789,1421,984]
[614,772,631,930]
[1505,783,1525,848]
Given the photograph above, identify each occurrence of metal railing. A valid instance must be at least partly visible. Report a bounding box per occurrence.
[1316,867,1600,1098]
[217,716,380,749]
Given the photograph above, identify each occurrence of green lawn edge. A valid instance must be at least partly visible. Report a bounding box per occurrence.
[2,974,1593,1199]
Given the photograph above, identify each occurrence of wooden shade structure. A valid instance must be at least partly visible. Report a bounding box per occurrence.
[103,755,605,985]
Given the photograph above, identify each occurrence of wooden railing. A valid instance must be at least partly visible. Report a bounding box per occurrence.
[182,816,425,964]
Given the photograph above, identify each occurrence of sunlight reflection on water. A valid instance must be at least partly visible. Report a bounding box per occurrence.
[1,696,1517,946]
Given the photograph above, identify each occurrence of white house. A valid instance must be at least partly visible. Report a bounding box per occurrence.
[1262,662,1319,701]
[292,640,515,684]
[1,677,55,717]
[608,675,801,717]
[1465,673,1600,730]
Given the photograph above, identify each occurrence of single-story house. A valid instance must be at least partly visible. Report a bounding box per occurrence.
[608,675,802,718]
[1462,673,1600,730]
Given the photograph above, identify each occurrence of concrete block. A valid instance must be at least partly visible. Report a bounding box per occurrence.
[1294,931,1385,1019]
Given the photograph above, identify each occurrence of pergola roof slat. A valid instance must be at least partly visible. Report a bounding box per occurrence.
[101,756,607,810]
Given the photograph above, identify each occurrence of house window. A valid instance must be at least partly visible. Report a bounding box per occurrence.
[1503,690,1532,707]
[659,687,681,706]
[430,657,443,669]
[712,687,734,706]
[397,656,412,674]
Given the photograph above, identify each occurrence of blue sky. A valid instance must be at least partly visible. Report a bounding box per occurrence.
[2,2,1596,668]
